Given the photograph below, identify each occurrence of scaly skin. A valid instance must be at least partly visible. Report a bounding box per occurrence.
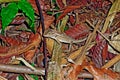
[44,29,87,44]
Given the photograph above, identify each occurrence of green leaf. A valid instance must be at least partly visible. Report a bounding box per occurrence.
[47,11,53,15]
[59,15,69,32]
[1,3,18,34]
[30,74,39,80]
[64,26,69,31]
[18,75,24,80]
[18,1,35,32]
[55,12,61,19]
[21,0,27,1]
[52,0,56,4]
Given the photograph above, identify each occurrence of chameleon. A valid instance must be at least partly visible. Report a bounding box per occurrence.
[44,29,87,52]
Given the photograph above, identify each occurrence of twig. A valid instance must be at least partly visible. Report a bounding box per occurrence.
[35,0,47,80]
[102,54,120,69]
[86,19,110,42]
[0,76,7,80]
[75,20,101,64]
[86,19,120,68]
[0,64,44,75]
[14,57,36,70]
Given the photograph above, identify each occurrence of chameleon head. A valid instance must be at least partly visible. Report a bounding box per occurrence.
[43,29,57,38]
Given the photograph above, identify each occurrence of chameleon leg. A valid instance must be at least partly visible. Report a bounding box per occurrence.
[55,39,62,52]
[68,41,73,52]
[63,41,73,53]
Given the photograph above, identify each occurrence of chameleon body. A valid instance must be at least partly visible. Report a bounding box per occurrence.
[44,29,87,44]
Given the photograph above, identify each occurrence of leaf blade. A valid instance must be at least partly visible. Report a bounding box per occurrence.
[18,1,35,32]
[1,3,18,33]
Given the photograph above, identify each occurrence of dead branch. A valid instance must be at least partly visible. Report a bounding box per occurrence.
[0,64,44,75]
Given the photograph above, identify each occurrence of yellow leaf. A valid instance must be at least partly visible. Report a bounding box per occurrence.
[59,15,69,32]
[46,38,54,55]
[102,0,120,33]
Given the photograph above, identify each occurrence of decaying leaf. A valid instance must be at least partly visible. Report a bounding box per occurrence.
[0,0,120,79]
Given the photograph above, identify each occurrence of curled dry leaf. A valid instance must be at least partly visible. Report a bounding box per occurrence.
[66,61,120,80]
[67,61,87,80]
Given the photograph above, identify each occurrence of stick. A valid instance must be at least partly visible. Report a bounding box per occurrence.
[0,64,44,75]
[35,0,47,80]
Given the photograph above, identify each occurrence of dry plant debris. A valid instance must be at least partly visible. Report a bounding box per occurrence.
[0,0,120,80]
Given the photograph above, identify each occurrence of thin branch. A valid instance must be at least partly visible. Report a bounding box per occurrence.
[35,0,47,80]
[0,64,44,75]
[102,54,120,68]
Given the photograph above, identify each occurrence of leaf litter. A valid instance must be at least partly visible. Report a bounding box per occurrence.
[0,0,120,80]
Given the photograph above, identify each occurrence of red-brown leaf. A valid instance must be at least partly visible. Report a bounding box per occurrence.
[24,49,36,62]
[0,33,41,58]
[65,24,90,39]
[85,63,120,80]
[56,5,84,23]
[89,40,107,68]
[0,35,23,46]
[56,0,65,9]
[11,16,25,25]
[102,42,108,62]
[0,46,9,53]
[69,15,75,25]
[68,60,87,80]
